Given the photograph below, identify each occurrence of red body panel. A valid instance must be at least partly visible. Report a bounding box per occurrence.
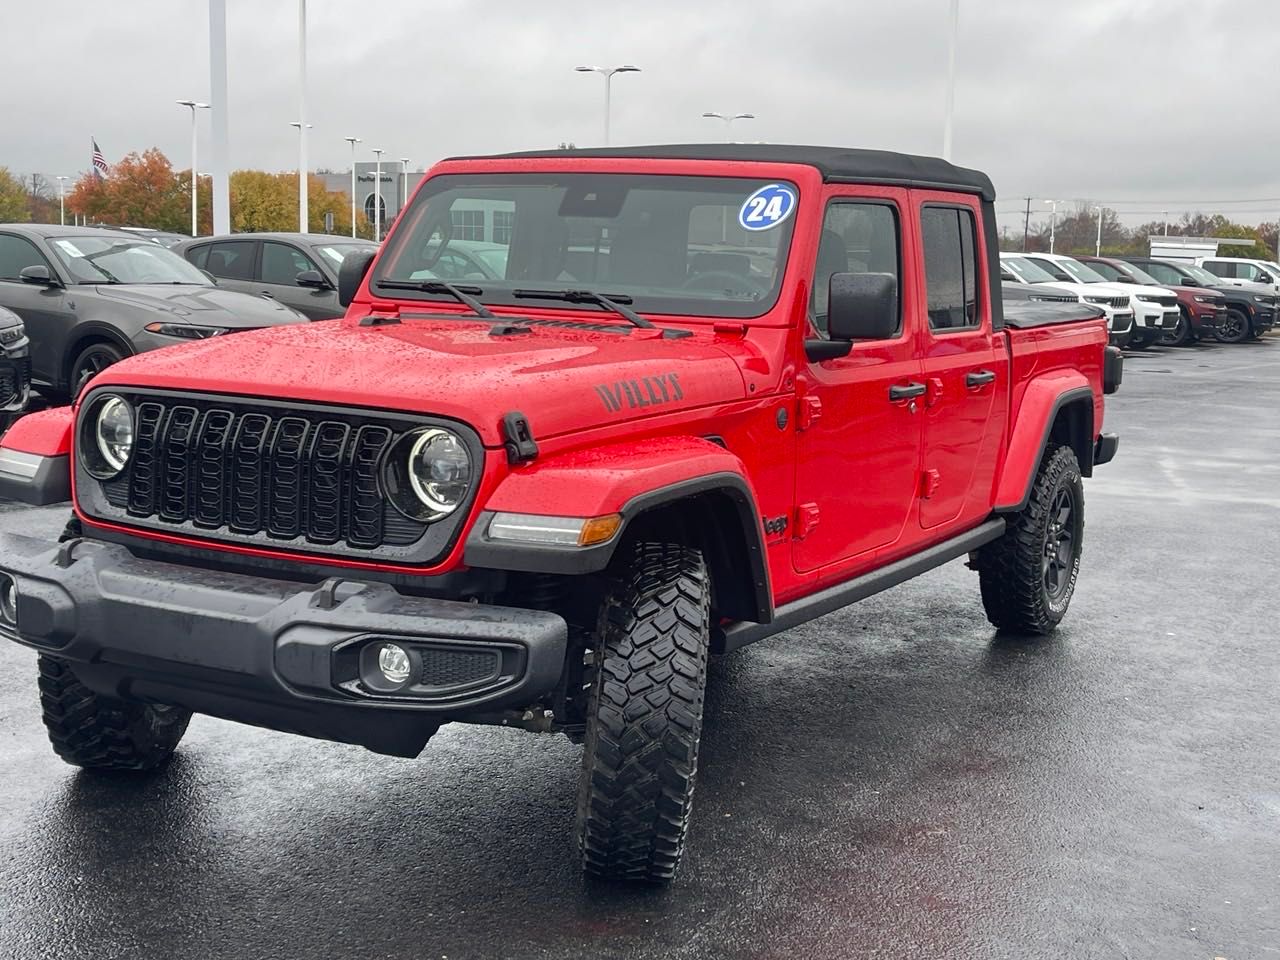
[2,407,73,456]
[5,154,1111,616]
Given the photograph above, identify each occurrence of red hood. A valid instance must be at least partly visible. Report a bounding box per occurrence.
[88,316,749,445]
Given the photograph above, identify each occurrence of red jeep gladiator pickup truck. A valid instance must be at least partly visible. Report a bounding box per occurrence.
[0,145,1120,883]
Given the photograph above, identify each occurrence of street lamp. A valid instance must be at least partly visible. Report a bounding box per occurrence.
[55,176,69,226]
[297,0,309,234]
[371,148,384,241]
[942,0,959,160]
[176,99,210,236]
[1044,199,1060,254]
[344,136,362,238]
[702,112,755,141]
[574,64,641,145]
[1092,202,1106,256]
[290,121,313,233]
[399,157,410,214]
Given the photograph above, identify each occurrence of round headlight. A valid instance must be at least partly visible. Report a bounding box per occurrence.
[96,396,134,474]
[80,395,135,479]
[407,428,471,516]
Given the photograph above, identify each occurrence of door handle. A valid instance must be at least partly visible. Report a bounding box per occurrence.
[966,369,996,388]
[889,382,927,402]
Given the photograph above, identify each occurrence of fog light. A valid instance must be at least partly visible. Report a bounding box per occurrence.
[0,574,16,627]
[377,643,411,684]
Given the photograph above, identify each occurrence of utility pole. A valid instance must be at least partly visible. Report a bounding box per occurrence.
[942,0,959,161]
[1095,204,1104,256]
[297,0,309,233]
[1022,197,1031,252]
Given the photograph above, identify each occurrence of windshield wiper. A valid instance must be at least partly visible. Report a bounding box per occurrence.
[512,288,655,329]
[376,279,494,319]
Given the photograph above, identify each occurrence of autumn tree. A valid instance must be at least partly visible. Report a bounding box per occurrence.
[0,168,30,222]
[230,171,367,235]
[66,148,189,232]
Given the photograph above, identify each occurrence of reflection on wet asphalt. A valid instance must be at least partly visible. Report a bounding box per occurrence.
[1,341,1277,959]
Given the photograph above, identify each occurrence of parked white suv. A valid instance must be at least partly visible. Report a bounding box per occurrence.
[1195,257,1280,295]
[1022,253,1179,349]
[999,254,1134,347]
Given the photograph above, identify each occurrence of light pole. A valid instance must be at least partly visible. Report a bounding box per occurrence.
[574,64,640,145]
[371,148,384,241]
[344,136,361,238]
[942,0,959,160]
[1044,199,1060,254]
[55,176,69,226]
[1094,203,1105,256]
[399,157,410,215]
[343,135,363,239]
[208,0,230,235]
[702,112,755,141]
[297,0,309,233]
[176,99,209,236]
[290,122,313,232]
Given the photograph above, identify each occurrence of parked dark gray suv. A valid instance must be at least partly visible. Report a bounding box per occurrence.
[175,233,378,320]
[0,225,307,397]
[0,304,30,433]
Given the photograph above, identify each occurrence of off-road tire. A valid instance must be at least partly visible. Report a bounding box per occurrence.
[1215,307,1251,344]
[976,444,1084,635]
[575,542,711,884]
[38,655,191,770]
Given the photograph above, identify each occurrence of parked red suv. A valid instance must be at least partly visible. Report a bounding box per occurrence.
[0,145,1121,883]
[1076,255,1225,346]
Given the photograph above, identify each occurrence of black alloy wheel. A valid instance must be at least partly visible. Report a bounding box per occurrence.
[1216,307,1251,344]
[71,342,126,397]
[1042,486,1077,602]
[1161,308,1192,347]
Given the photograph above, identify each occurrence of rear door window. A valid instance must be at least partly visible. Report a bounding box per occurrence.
[920,206,980,331]
[203,240,256,281]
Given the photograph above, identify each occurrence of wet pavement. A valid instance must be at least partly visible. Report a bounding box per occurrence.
[1,340,1277,959]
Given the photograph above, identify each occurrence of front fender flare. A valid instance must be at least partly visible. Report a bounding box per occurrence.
[464,436,771,620]
[0,407,75,505]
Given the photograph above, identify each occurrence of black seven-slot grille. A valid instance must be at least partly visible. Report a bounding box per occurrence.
[101,396,427,550]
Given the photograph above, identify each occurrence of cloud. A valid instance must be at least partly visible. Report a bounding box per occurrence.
[2,0,1275,229]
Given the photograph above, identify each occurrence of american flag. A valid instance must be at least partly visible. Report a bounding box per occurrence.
[91,139,108,178]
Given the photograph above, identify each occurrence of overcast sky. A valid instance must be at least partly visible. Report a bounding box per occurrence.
[2,0,1277,231]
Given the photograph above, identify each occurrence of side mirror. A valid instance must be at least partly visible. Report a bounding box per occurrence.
[1053,271,1072,282]
[1180,276,1199,287]
[1256,272,1274,284]
[337,249,377,308]
[806,273,898,361]
[19,265,58,287]
[296,269,330,290]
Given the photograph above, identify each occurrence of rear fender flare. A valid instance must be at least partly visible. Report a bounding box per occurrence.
[995,375,1094,513]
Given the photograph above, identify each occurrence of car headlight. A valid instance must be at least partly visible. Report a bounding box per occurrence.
[1136,294,1161,302]
[384,427,472,521]
[1193,296,1217,303]
[144,322,230,339]
[80,394,134,479]
[1254,295,1270,303]
[0,323,24,345]
[1084,296,1111,305]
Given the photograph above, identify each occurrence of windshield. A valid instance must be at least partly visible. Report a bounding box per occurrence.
[1115,262,1159,284]
[313,242,376,268]
[48,236,211,285]
[373,173,799,320]
[1183,264,1222,285]
[1055,258,1109,283]
[1001,256,1058,284]
[1093,260,1158,284]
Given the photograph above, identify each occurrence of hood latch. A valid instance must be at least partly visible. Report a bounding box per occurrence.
[502,411,538,465]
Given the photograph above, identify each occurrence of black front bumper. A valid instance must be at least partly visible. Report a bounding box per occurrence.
[0,534,567,757]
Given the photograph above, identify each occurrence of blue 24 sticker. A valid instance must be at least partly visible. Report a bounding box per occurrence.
[738,183,797,232]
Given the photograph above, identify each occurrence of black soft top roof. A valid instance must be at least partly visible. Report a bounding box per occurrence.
[454,143,995,201]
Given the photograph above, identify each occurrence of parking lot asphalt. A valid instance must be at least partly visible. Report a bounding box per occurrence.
[1,339,1278,960]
